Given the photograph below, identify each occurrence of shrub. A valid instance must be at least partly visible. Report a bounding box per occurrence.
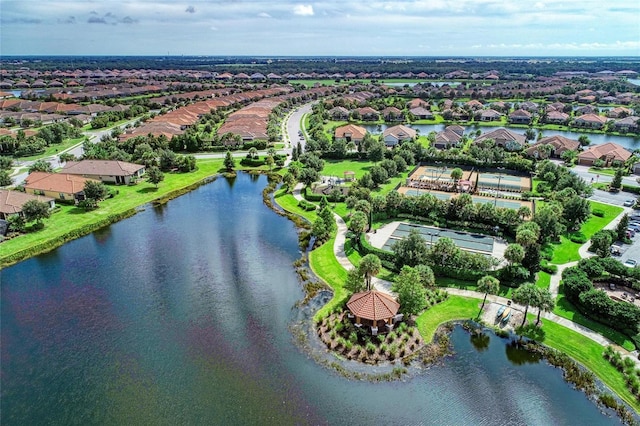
[592,209,605,217]
[366,342,376,354]
[569,232,588,244]
[540,261,558,275]
[297,199,317,211]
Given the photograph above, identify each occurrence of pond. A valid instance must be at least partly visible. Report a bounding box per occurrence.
[0,173,623,424]
[362,123,640,151]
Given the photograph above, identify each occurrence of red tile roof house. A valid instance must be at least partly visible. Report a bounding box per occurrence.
[0,189,55,220]
[525,135,580,159]
[328,106,350,120]
[572,113,608,129]
[382,107,404,121]
[409,107,433,120]
[383,125,417,147]
[475,128,526,151]
[355,107,380,121]
[613,116,639,133]
[24,172,98,203]
[577,142,631,166]
[62,160,146,185]
[406,98,429,109]
[508,109,532,125]
[434,125,465,149]
[544,111,570,125]
[607,107,633,119]
[334,124,367,144]
[478,109,503,122]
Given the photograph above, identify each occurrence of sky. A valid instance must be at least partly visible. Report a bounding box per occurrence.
[1,0,639,57]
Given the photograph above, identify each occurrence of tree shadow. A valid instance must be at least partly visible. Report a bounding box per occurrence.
[137,187,159,194]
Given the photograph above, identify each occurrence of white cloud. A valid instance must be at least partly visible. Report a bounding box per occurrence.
[258,12,272,18]
[293,4,314,16]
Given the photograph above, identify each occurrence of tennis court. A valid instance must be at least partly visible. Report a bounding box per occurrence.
[477,173,530,193]
[381,222,495,254]
[396,187,534,211]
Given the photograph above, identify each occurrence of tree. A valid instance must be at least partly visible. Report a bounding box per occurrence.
[248,147,258,159]
[414,264,435,288]
[561,195,591,231]
[59,152,77,163]
[83,180,108,201]
[534,203,565,242]
[224,151,235,171]
[524,128,536,142]
[392,229,429,269]
[146,166,164,188]
[359,254,381,291]
[477,275,500,313]
[367,140,385,163]
[611,168,623,190]
[7,215,26,233]
[344,267,367,294]
[348,211,369,235]
[0,170,12,187]
[282,172,296,194]
[616,213,630,242]
[512,283,539,327]
[299,168,319,188]
[450,167,463,188]
[504,244,525,266]
[535,288,555,325]
[590,230,613,257]
[392,265,427,316]
[22,199,51,225]
[578,135,591,146]
[28,159,53,174]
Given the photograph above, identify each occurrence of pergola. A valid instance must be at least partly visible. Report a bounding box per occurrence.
[344,171,356,182]
[347,290,401,335]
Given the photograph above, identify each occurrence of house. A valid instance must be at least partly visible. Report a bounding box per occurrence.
[406,98,429,109]
[24,172,97,202]
[572,113,607,129]
[334,124,367,144]
[382,124,416,147]
[613,116,639,133]
[409,107,433,120]
[328,106,349,120]
[62,160,146,185]
[0,189,55,220]
[478,109,502,122]
[577,142,632,166]
[433,125,465,149]
[382,107,403,122]
[525,135,579,158]
[544,111,570,124]
[608,107,632,118]
[475,128,526,151]
[355,107,379,121]
[508,109,532,124]
[466,100,484,110]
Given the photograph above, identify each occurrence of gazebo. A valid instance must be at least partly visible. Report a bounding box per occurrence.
[347,290,401,335]
[344,171,356,182]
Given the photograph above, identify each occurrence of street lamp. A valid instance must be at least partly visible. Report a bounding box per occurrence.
[494,167,504,207]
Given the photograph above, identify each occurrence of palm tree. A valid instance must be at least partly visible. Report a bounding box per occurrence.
[535,289,555,325]
[358,254,381,291]
[477,275,500,315]
[248,147,258,159]
[512,283,539,327]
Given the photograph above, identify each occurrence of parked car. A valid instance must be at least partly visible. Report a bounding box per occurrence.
[624,199,636,207]
[628,223,640,232]
[623,259,637,268]
[627,228,636,237]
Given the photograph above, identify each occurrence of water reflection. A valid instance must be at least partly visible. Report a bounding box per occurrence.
[470,330,491,352]
[505,339,543,366]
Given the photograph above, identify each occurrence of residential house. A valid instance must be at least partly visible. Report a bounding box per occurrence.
[575,105,597,116]
[478,109,502,122]
[406,98,429,109]
[355,107,379,121]
[24,172,97,202]
[382,125,416,147]
[508,109,532,124]
[475,128,526,151]
[572,113,607,129]
[613,116,639,133]
[544,111,570,124]
[607,107,632,118]
[382,107,403,122]
[0,189,55,220]
[466,100,484,110]
[334,124,367,144]
[62,160,146,185]
[433,125,465,149]
[525,135,579,159]
[409,107,433,120]
[520,101,539,112]
[328,106,349,120]
[577,142,631,166]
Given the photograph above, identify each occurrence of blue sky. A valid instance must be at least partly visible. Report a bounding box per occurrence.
[1,0,639,56]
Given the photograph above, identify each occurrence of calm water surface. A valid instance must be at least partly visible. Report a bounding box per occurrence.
[1,173,621,425]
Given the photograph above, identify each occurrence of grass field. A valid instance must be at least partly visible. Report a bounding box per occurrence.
[536,271,551,289]
[16,137,86,162]
[415,296,480,342]
[551,201,622,264]
[1,159,226,266]
[310,237,349,321]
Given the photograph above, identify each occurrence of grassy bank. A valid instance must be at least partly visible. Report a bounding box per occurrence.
[1,159,225,268]
[415,296,479,342]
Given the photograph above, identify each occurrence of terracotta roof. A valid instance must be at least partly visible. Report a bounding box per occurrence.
[62,160,145,177]
[578,142,632,162]
[24,172,97,194]
[0,190,54,215]
[475,128,526,146]
[334,124,367,140]
[383,124,417,140]
[347,290,400,321]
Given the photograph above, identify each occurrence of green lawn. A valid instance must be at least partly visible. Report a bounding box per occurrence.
[539,316,640,413]
[536,271,551,289]
[415,296,480,343]
[15,137,86,162]
[309,237,349,321]
[1,159,225,267]
[322,159,374,180]
[551,201,622,264]
[273,190,318,223]
[588,167,617,177]
[553,290,635,351]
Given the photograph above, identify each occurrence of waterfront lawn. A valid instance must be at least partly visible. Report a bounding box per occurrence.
[1,159,225,267]
[415,295,479,343]
[539,316,640,413]
[273,190,318,223]
[554,288,635,351]
[310,237,349,321]
[551,201,622,264]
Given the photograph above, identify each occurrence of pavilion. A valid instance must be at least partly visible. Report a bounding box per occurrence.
[347,290,401,335]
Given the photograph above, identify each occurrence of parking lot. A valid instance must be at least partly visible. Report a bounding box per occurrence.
[612,212,640,265]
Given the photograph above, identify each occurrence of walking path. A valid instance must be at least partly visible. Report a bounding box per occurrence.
[291,183,639,364]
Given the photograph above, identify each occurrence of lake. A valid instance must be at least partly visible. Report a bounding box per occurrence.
[0,173,623,425]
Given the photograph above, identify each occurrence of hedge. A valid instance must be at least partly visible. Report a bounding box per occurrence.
[297,199,317,211]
